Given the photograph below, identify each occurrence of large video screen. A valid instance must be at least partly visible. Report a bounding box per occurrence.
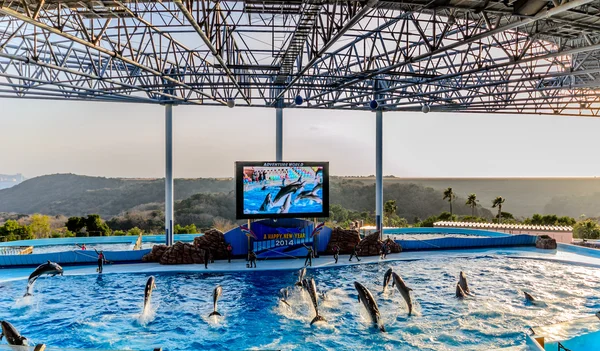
[235,162,329,219]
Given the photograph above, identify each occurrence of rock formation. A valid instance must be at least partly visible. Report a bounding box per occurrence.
[142,242,205,264]
[356,231,384,256]
[325,227,361,254]
[193,228,229,260]
[535,235,557,250]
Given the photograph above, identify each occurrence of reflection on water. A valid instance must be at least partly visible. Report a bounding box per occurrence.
[0,256,598,350]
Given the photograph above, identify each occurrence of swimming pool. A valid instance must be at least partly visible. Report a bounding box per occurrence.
[1,254,598,351]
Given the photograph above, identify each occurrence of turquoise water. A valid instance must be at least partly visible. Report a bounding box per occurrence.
[1,255,599,350]
[544,330,600,350]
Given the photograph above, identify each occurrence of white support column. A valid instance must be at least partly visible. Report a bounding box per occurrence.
[276,106,283,161]
[165,104,174,246]
[375,109,383,237]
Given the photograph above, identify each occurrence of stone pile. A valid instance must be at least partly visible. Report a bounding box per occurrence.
[325,227,361,254]
[356,232,383,256]
[159,241,204,265]
[142,244,169,263]
[535,235,557,250]
[193,228,229,260]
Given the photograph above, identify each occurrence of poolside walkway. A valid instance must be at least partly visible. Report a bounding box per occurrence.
[2,246,600,283]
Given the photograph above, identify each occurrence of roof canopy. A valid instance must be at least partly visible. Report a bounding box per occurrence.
[434,221,574,232]
[1,0,600,115]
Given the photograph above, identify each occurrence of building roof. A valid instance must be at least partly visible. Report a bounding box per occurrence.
[433,221,573,232]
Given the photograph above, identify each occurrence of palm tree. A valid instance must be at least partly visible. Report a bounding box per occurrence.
[466,193,478,217]
[443,187,455,218]
[492,196,506,223]
[384,200,398,227]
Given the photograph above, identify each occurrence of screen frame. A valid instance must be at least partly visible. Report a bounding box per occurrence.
[235,161,330,220]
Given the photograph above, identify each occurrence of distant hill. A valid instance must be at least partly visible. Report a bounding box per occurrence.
[341,177,600,217]
[0,174,598,220]
[0,174,233,217]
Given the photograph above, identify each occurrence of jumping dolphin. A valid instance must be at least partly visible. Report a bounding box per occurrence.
[458,271,471,295]
[278,194,292,214]
[295,193,322,204]
[24,260,63,297]
[391,272,413,316]
[279,288,290,307]
[456,283,467,298]
[305,278,326,325]
[0,321,27,346]
[301,278,310,292]
[295,268,306,287]
[524,292,535,302]
[312,182,322,194]
[143,276,156,311]
[354,282,385,332]
[383,268,393,293]
[209,285,223,317]
[259,193,273,212]
[273,182,305,205]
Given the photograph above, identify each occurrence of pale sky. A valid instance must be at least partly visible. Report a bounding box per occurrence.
[1,98,598,179]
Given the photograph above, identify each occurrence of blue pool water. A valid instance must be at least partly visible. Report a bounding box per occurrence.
[243,180,322,215]
[0,255,599,351]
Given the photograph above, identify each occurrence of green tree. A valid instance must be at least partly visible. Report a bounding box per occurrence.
[0,220,33,241]
[126,227,144,236]
[437,211,457,222]
[492,196,505,223]
[573,220,600,239]
[30,214,51,238]
[383,200,398,227]
[174,224,197,234]
[443,187,455,218]
[557,216,576,226]
[66,216,85,233]
[85,214,111,236]
[465,194,478,217]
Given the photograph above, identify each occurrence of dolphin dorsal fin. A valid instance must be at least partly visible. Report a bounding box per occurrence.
[408,287,413,291]
[47,260,51,264]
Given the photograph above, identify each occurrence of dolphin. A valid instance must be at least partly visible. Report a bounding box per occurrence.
[524,291,535,302]
[391,272,413,316]
[209,285,223,317]
[301,278,310,292]
[305,278,326,325]
[354,282,385,332]
[312,182,322,194]
[456,283,467,298]
[383,268,393,293]
[295,268,306,287]
[143,276,156,311]
[0,321,28,346]
[273,182,305,205]
[24,260,63,297]
[458,271,471,295]
[278,194,292,214]
[295,193,322,204]
[259,193,273,211]
[279,288,290,307]
[261,185,268,191]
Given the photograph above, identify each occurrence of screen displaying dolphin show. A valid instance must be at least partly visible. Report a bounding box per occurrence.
[235,161,329,219]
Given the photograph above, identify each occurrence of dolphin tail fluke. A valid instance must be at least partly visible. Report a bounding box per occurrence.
[310,315,326,325]
[23,292,32,297]
[208,311,222,317]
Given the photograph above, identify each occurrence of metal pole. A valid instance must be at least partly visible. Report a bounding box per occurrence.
[165,104,174,246]
[276,106,283,161]
[375,109,383,237]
